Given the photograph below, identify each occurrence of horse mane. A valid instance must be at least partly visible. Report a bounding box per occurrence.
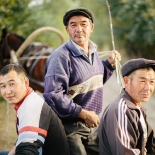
[10,32,25,41]
[1,28,25,41]
[1,28,8,38]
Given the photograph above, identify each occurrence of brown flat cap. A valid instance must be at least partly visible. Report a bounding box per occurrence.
[63,7,94,26]
[121,58,155,77]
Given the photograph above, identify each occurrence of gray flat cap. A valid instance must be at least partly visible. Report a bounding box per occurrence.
[121,58,155,77]
[63,7,94,26]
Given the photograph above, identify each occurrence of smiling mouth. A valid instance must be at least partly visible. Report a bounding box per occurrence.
[142,94,150,98]
[6,96,14,100]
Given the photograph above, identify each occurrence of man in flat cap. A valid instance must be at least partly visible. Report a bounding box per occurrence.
[98,58,155,155]
[43,7,121,155]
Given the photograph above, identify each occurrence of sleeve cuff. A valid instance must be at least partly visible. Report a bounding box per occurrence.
[104,60,115,70]
[71,104,82,118]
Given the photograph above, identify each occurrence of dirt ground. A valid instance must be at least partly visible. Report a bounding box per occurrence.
[0,99,17,151]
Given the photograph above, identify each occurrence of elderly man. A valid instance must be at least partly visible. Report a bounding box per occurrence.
[98,58,155,155]
[0,64,70,155]
[43,7,121,155]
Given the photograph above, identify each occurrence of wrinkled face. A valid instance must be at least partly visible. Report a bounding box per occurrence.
[66,15,94,47]
[124,68,155,105]
[0,70,29,104]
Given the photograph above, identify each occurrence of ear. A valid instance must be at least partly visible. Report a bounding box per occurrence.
[123,76,129,85]
[66,26,69,34]
[24,77,29,89]
[90,24,94,33]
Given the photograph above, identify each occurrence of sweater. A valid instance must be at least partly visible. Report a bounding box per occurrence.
[43,39,114,120]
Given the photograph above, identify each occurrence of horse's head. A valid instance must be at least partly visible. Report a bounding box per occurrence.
[0,28,10,60]
[0,28,25,65]
[0,28,11,69]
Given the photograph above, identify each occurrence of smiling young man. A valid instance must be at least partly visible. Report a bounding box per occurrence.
[98,58,155,155]
[0,64,70,155]
[43,7,121,155]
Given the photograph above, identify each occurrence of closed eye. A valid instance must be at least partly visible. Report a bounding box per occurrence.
[0,85,5,89]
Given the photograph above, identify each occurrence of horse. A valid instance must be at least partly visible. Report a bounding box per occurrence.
[0,27,65,93]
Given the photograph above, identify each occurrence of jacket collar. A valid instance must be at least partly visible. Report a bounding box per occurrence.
[120,89,146,112]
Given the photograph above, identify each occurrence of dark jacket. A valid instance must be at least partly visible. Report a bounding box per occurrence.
[98,89,155,155]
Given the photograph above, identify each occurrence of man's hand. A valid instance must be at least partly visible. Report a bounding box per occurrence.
[78,109,100,128]
[8,145,16,155]
[108,50,121,66]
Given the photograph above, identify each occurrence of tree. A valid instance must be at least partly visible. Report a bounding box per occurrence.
[0,0,31,33]
[108,0,155,59]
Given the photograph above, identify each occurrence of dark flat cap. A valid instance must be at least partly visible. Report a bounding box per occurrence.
[121,58,155,77]
[63,8,94,26]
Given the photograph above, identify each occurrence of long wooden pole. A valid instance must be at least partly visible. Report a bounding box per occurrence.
[106,0,125,88]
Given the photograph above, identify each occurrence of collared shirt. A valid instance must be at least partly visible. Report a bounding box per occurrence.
[71,40,97,65]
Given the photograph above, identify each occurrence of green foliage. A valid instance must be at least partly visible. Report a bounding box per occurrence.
[108,0,155,58]
[0,0,31,31]
[0,95,5,103]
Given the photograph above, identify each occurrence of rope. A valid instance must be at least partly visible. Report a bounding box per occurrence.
[7,51,110,62]
[98,51,111,58]
[18,55,50,61]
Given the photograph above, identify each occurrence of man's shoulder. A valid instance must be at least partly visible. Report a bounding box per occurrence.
[20,92,44,110]
[103,96,126,114]
[50,41,73,58]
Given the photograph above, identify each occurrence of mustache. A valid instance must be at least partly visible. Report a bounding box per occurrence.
[74,33,85,37]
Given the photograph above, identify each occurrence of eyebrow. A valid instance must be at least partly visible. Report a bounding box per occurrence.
[138,77,146,79]
[0,79,15,85]
[138,77,155,80]
[70,20,88,25]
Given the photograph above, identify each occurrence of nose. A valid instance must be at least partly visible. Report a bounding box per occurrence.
[6,86,12,95]
[144,82,151,91]
[76,25,82,32]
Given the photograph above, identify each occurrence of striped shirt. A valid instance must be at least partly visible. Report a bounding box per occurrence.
[14,89,69,155]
